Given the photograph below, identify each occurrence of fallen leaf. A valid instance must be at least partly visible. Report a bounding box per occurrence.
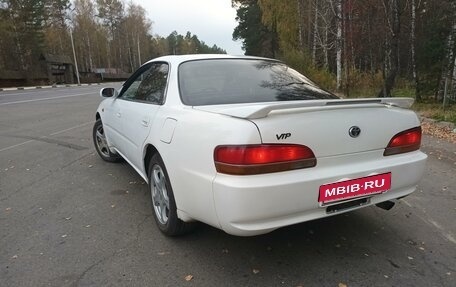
[11,255,18,259]
[85,225,91,228]
[364,253,369,257]
[5,207,11,211]
[407,256,414,260]
[157,251,170,256]
[447,272,452,276]
[65,217,72,220]
[252,269,260,274]
[61,234,68,238]
[419,247,425,251]
[184,275,193,281]
[111,204,116,208]
[421,121,456,144]
[88,165,93,168]
[384,275,389,278]
[338,283,347,287]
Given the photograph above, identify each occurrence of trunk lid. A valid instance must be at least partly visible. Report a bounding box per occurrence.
[194,98,420,158]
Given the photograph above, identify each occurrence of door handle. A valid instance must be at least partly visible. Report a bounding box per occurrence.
[116,112,121,118]
[141,120,149,127]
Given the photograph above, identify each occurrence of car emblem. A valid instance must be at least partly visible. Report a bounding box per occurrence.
[349,126,361,138]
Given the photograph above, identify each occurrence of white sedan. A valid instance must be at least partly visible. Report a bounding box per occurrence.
[93,54,427,236]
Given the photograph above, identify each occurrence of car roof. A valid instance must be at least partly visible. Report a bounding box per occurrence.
[143,54,281,66]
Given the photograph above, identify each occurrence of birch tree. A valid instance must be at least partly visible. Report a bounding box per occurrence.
[335,0,342,90]
[436,1,456,102]
[73,0,97,71]
[410,0,420,101]
[44,0,70,55]
[377,0,402,97]
[96,0,123,68]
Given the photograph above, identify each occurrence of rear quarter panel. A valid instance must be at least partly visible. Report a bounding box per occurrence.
[147,107,262,228]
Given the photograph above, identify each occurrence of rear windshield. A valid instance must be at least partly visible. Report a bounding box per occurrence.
[178,59,338,106]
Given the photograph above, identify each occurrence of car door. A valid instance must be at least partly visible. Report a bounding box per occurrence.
[115,62,169,172]
[102,92,124,149]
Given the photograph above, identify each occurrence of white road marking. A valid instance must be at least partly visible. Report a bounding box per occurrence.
[0,140,35,153]
[49,121,93,136]
[0,91,45,96]
[0,86,96,97]
[0,92,94,106]
[0,121,93,153]
[0,88,68,97]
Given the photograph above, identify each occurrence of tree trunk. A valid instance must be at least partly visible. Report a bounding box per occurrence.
[343,0,350,96]
[368,12,374,71]
[324,22,329,68]
[297,0,304,49]
[378,0,400,98]
[452,56,456,99]
[411,0,420,102]
[336,0,343,91]
[86,31,93,71]
[312,0,318,65]
[436,2,456,102]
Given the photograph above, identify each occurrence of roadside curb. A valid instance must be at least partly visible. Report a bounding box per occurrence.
[0,83,108,92]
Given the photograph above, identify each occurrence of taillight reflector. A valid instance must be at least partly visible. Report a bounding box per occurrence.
[214,144,316,175]
[384,127,422,156]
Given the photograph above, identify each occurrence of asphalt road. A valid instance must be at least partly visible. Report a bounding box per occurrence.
[0,86,455,287]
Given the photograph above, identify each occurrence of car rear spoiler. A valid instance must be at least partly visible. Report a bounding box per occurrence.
[194,98,415,119]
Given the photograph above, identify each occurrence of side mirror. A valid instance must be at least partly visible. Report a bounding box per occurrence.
[100,87,118,98]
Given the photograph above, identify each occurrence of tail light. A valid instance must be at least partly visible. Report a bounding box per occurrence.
[384,127,422,156]
[214,144,316,175]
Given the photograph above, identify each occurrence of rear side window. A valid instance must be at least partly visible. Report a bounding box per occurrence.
[178,59,338,106]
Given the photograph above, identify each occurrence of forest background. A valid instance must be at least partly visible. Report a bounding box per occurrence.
[0,0,455,123]
[0,0,225,81]
[233,0,456,123]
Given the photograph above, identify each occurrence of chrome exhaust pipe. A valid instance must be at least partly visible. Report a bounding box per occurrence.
[376,201,395,210]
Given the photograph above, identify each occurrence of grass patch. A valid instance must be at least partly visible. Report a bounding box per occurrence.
[344,85,456,125]
[412,102,456,125]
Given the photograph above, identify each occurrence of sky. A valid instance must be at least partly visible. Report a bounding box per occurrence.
[135,0,244,55]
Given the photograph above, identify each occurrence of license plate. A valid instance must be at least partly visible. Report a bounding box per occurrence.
[319,173,391,204]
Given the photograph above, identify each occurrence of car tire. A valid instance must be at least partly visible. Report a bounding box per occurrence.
[148,153,195,236]
[93,119,122,163]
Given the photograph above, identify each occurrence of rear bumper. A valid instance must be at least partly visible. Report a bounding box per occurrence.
[213,150,427,236]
